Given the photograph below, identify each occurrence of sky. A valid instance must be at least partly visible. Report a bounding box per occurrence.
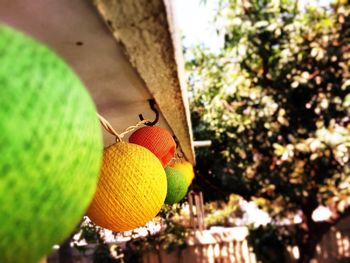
[173,0,333,52]
[173,0,223,52]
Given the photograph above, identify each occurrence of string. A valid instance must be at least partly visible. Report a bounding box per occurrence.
[97,114,149,142]
[118,120,148,138]
[168,152,186,166]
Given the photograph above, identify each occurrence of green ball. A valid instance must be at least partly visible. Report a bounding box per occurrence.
[0,25,102,262]
[164,166,189,205]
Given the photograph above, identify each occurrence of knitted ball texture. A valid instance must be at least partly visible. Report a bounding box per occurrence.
[171,161,195,186]
[0,25,102,263]
[87,142,167,232]
[129,126,176,167]
[164,166,189,205]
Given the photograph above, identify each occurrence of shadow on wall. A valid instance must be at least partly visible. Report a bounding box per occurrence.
[315,219,350,263]
[285,216,350,263]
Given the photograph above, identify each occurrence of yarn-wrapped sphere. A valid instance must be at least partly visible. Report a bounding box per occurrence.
[171,161,195,186]
[164,166,189,205]
[129,126,176,167]
[87,142,167,231]
[0,25,102,263]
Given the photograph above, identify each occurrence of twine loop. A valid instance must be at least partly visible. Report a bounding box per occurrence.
[97,114,149,142]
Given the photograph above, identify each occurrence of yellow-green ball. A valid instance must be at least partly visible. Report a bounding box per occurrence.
[0,25,102,263]
[87,142,167,232]
[171,161,195,186]
[165,166,189,204]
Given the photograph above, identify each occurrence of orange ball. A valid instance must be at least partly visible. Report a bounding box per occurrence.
[129,126,176,167]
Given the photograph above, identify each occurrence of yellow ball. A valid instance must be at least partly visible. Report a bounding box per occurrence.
[87,142,167,231]
[171,161,195,186]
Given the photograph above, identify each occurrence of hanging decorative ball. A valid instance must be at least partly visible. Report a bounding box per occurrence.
[171,160,195,186]
[87,142,167,232]
[164,166,189,205]
[129,126,176,167]
[0,25,102,263]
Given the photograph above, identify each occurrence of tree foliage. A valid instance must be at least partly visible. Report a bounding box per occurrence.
[186,0,350,262]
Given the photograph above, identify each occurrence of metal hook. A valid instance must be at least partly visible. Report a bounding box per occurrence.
[139,99,159,126]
